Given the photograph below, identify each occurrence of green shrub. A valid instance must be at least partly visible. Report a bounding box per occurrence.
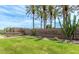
[58,14,79,41]
[31,29,37,36]
[46,24,52,29]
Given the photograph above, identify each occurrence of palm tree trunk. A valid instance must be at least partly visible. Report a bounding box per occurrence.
[41,17,42,29]
[54,19,56,28]
[33,14,34,29]
[44,20,46,29]
[44,20,45,29]
[50,17,52,28]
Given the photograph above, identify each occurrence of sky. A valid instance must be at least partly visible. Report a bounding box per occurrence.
[0,5,61,29]
[1,5,79,29]
[0,5,40,29]
[0,5,26,29]
[0,5,78,29]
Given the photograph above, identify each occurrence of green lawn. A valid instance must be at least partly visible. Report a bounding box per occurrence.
[0,36,79,54]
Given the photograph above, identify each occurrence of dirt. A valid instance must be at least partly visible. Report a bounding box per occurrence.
[0,35,17,39]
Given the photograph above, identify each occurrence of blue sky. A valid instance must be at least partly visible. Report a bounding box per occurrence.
[0,5,61,29]
[0,5,40,29]
[0,5,26,29]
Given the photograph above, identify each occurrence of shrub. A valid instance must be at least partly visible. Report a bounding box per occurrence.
[31,29,37,36]
[46,24,52,29]
[58,15,79,41]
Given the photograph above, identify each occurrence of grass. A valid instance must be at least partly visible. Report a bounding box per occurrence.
[0,36,79,54]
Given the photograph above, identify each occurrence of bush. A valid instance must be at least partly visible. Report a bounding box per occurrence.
[46,25,52,29]
[58,14,79,41]
[31,29,37,36]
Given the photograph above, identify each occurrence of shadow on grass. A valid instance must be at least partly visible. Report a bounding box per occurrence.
[35,37,43,41]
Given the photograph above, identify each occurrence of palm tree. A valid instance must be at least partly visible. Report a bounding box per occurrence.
[48,5,62,29]
[52,6,62,28]
[35,6,43,29]
[48,5,54,28]
[31,5,35,29]
[53,6,57,28]
[26,5,36,29]
[42,5,48,29]
[40,7,43,29]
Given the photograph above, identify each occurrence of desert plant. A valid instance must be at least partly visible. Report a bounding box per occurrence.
[58,14,79,41]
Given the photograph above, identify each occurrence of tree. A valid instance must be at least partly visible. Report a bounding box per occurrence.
[26,5,36,29]
[48,5,54,28]
[42,5,48,29]
[52,5,62,28]
[35,6,43,29]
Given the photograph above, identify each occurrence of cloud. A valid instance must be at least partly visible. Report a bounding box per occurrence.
[0,5,28,29]
[0,5,26,18]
